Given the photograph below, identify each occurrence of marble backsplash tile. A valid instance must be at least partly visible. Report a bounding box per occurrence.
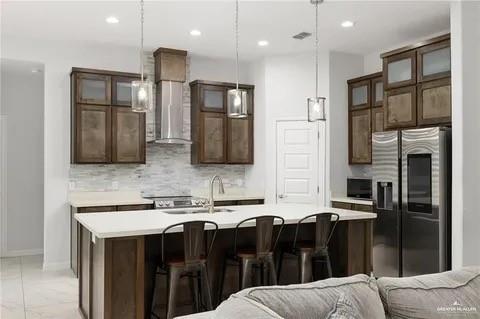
[69,143,246,196]
[69,52,246,195]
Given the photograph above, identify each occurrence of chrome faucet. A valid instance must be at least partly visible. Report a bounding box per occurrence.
[206,175,225,213]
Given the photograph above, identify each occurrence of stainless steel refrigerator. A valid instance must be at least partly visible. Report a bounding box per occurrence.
[372,127,451,277]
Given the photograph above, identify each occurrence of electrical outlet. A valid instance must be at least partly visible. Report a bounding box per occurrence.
[69,182,76,190]
[112,181,119,190]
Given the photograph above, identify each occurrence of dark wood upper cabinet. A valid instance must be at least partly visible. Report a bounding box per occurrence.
[112,76,134,106]
[417,78,451,126]
[371,76,384,107]
[76,73,111,105]
[74,104,112,163]
[380,33,451,131]
[349,109,372,164]
[384,86,417,130]
[190,80,254,165]
[383,50,416,90]
[199,112,227,163]
[112,106,146,163]
[371,107,384,133]
[153,48,187,83]
[71,68,144,164]
[347,73,381,164]
[348,79,370,110]
[417,39,451,83]
[228,116,253,164]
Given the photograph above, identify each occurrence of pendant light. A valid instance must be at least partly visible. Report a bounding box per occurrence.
[132,0,153,113]
[227,0,248,119]
[307,0,326,122]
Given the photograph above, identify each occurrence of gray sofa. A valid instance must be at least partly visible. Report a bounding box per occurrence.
[178,267,480,319]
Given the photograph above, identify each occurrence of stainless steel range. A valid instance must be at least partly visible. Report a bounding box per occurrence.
[144,196,209,210]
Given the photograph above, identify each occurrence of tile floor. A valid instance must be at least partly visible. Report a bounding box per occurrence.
[0,255,80,319]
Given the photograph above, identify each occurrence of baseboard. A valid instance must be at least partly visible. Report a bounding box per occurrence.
[43,260,71,271]
[1,248,43,257]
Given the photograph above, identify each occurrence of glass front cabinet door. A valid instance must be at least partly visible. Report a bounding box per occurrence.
[348,80,370,110]
[371,76,384,107]
[76,73,111,105]
[383,51,416,89]
[199,85,226,112]
[112,76,136,106]
[417,40,451,83]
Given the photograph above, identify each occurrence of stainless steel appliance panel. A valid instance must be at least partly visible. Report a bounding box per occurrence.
[372,131,401,277]
[401,127,449,276]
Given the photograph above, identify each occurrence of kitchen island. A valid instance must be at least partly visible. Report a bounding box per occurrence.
[75,204,376,319]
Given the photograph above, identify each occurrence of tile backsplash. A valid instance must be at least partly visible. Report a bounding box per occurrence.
[69,52,246,195]
[69,144,245,195]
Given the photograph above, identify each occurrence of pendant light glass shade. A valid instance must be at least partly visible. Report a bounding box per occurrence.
[307,96,326,122]
[308,0,327,122]
[227,0,248,119]
[227,89,248,118]
[131,0,152,113]
[132,80,153,112]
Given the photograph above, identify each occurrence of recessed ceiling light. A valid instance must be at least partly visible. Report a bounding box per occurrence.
[190,29,202,36]
[106,16,119,24]
[257,40,269,47]
[341,20,355,28]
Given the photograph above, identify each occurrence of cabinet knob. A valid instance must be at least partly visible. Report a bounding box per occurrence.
[278,194,286,199]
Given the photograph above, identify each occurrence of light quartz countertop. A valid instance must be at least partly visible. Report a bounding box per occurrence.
[330,196,373,206]
[75,203,376,239]
[68,191,153,208]
[190,188,264,201]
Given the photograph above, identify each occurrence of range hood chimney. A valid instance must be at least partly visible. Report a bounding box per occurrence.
[153,47,191,144]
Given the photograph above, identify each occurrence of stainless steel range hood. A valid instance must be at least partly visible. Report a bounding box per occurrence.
[155,81,191,144]
[153,47,192,144]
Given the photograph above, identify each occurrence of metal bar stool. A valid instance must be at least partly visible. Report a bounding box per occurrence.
[277,213,339,283]
[151,220,218,319]
[218,215,285,304]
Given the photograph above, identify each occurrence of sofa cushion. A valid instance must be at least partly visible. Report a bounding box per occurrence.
[377,267,480,319]
[215,274,385,319]
[214,294,282,319]
[327,293,361,319]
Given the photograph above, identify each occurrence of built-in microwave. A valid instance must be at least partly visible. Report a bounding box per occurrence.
[347,178,372,199]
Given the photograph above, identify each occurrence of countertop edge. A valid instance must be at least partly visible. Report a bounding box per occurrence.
[69,199,154,208]
[75,205,376,239]
[331,197,373,206]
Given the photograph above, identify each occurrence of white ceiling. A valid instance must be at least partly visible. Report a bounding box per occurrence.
[1,1,450,60]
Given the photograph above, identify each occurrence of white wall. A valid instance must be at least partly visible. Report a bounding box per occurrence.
[0,60,44,256]
[190,55,251,84]
[450,1,480,268]
[1,37,141,269]
[259,51,329,203]
[245,59,266,194]
[328,52,366,196]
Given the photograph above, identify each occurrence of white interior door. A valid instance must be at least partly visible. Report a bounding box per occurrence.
[276,120,319,204]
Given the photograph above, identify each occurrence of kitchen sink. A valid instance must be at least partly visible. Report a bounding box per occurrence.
[163,208,235,214]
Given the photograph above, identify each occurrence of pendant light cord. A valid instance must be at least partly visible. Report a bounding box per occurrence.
[235,0,239,92]
[315,1,318,98]
[140,0,145,82]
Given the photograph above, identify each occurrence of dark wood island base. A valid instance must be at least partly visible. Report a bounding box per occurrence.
[78,219,373,319]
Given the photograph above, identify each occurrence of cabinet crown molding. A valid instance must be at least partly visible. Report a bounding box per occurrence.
[380,33,450,59]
